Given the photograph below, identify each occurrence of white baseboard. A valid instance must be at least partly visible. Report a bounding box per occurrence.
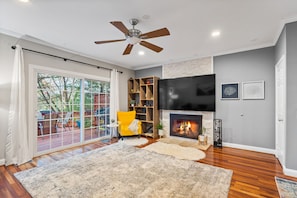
[0,159,5,166]
[283,167,297,178]
[223,142,275,155]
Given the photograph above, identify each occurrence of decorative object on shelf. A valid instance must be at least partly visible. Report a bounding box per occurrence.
[221,82,239,100]
[242,80,265,100]
[130,100,135,107]
[213,119,222,147]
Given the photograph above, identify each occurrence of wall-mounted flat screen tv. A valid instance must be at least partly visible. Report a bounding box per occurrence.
[158,74,215,112]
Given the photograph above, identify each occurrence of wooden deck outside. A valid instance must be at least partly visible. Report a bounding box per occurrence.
[37,127,110,152]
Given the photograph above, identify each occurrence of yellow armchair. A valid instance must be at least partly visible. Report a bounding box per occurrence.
[117,111,142,138]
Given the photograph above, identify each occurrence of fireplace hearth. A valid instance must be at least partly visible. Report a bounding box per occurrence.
[170,114,202,140]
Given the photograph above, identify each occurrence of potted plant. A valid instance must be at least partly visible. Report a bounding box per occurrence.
[156,121,164,137]
[130,100,135,107]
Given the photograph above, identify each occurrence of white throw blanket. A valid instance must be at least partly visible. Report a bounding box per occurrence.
[128,119,139,134]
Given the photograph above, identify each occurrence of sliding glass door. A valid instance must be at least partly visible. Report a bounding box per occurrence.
[84,79,110,141]
[36,72,110,154]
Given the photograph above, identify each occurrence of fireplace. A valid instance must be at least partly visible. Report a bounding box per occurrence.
[170,114,202,140]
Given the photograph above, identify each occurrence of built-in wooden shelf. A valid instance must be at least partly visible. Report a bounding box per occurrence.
[128,76,159,138]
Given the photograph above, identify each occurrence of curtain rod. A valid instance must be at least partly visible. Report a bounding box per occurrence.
[11,45,123,74]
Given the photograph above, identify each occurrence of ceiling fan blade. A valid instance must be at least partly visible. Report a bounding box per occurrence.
[110,21,129,35]
[139,41,163,53]
[95,39,126,44]
[123,44,133,55]
[140,28,170,39]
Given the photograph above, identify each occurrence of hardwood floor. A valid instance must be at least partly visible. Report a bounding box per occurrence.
[199,146,297,198]
[1,138,296,198]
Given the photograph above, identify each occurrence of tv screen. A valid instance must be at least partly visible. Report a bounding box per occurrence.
[158,74,215,111]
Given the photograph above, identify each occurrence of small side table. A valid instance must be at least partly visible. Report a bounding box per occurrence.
[106,123,119,138]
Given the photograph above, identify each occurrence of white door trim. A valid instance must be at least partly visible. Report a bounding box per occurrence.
[28,64,111,156]
[275,54,286,168]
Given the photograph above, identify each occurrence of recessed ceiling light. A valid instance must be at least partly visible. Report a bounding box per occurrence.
[211,31,221,37]
[138,51,145,56]
[19,0,30,2]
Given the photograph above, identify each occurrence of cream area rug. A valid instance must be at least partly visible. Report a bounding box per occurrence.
[119,136,148,146]
[275,177,297,197]
[143,142,206,161]
[15,143,232,198]
[158,137,211,150]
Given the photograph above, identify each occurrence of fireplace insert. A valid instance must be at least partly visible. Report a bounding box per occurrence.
[170,114,202,140]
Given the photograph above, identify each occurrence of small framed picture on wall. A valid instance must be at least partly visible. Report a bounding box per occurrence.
[221,83,239,99]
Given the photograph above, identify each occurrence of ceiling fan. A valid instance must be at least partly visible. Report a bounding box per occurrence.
[94,18,170,55]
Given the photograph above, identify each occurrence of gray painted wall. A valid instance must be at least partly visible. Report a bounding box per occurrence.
[0,33,134,161]
[137,50,276,150]
[135,66,162,78]
[285,21,297,170]
[214,47,275,149]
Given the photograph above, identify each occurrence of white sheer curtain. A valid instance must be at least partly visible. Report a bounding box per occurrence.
[109,69,120,137]
[5,45,33,166]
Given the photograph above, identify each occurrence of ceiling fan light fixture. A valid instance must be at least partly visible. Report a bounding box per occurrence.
[127,27,142,44]
[126,36,141,45]
[128,29,142,37]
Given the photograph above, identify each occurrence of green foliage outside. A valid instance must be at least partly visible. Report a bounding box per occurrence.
[37,73,111,128]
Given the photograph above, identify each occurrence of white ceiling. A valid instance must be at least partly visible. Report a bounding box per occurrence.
[1,0,297,70]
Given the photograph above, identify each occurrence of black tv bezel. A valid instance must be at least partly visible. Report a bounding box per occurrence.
[157,74,216,112]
